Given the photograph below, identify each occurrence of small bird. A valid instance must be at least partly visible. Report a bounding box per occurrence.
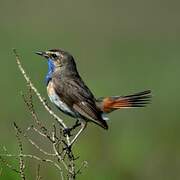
[36,49,151,145]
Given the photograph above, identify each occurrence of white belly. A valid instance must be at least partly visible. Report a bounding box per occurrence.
[47,81,76,117]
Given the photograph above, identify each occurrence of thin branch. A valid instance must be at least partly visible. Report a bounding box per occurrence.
[36,164,42,180]
[21,82,56,143]
[0,154,63,174]
[76,161,88,176]
[26,125,53,142]
[14,123,26,180]
[22,126,56,156]
[52,125,70,173]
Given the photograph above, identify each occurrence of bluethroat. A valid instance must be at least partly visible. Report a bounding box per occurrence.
[36,49,151,145]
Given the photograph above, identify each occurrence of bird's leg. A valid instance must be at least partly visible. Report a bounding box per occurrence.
[63,119,81,136]
[72,119,81,129]
[69,122,87,147]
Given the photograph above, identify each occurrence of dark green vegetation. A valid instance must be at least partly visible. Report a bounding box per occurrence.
[0,0,180,179]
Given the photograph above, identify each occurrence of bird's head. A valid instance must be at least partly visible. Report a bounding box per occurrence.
[36,48,78,83]
[36,48,75,69]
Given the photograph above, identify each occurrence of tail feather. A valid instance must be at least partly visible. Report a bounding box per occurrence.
[100,90,151,113]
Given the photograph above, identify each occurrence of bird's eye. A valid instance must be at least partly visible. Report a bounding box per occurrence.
[51,54,57,58]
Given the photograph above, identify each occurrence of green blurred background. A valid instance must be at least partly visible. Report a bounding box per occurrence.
[0,0,180,179]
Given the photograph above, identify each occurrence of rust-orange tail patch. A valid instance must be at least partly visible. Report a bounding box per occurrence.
[101,90,151,113]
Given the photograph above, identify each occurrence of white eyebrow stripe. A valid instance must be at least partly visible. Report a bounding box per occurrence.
[47,51,60,56]
[55,52,60,56]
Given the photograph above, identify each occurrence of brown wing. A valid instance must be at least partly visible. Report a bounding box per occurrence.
[53,77,108,129]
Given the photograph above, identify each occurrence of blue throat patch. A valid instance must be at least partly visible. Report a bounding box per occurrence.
[45,59,55,84]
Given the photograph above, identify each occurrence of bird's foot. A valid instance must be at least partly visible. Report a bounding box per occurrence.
[63,128,73,137]
[63,120,81,137]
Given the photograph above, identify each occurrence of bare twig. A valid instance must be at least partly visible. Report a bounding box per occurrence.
[36,164,42,180]
[52,125,70,174]
[22,126,56,156]
[76,161,88,176]
[0,153,63,173]
[14,122,26,180]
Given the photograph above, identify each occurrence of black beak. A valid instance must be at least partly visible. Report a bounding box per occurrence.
[35,51,49,58]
